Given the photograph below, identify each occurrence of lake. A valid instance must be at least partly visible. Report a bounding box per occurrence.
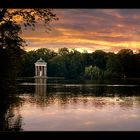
[1,78,140,131]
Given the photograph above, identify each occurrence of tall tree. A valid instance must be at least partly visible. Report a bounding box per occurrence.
[92,50,107,70]
[134,51,140,77]
[117,49,134,78]
[0,21,25,93]
[0,9,58,93]
[105,52,122,78]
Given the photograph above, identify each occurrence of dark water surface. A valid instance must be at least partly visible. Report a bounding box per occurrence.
[1,78,140,131]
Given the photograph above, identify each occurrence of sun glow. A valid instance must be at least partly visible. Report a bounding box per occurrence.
[21,9,140,52]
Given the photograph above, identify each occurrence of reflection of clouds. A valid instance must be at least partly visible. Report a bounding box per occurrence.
[17,94,140,131]
[83,121,95,125]
[119,114,139,119]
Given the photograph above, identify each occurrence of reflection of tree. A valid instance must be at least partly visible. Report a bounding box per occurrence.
[19,82,140,112]
[21,81,140,110]
[106,86,140,97]
[119,99,133,109]
[0,90,24,131]
[6,113,23,131]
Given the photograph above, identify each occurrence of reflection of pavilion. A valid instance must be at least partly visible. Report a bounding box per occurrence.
[35,78,47,97]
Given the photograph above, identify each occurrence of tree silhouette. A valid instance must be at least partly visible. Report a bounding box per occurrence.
[0,9,58,93]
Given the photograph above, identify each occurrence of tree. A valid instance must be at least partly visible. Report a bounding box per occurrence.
[58,48,69,56]
[58,48,84,79]
[35,48,57,61]
[134,51,140,77]
[0,9,58,30]
[117,49,134,78]
[85,65,103,80]
[65,49,83,79]
[49,55,67,77]
[81,51,93,68]
[0,9,58,56]
[0,9,58,57]
[20,47,140,80]
[20,48,57,77]
[92,50,107,70]
[0,9,58,93]
[0,21,26,93]
[105,53,122,78]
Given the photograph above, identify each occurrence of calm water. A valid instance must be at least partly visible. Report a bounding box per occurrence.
[1,78,140,131]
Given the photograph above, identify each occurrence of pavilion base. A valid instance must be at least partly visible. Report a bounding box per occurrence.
[34,76,48,79]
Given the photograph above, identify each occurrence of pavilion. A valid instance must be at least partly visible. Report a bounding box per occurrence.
[34,58,47,77]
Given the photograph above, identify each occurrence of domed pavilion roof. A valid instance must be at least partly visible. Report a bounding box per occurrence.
[35,58,47,66]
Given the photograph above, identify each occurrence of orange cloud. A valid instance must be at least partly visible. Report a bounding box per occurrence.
[21,9,140,53]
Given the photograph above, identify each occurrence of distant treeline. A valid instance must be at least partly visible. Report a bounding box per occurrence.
[19,48,140,80]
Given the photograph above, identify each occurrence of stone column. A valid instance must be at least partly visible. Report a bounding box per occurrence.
[40,66,42,76]
[37,66,39,76]
[42,66,44,76]
[44,66,46,76]
[36,66,38,76]
[35,66,37,76]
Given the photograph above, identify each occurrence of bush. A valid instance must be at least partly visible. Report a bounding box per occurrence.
[85,65,104,80]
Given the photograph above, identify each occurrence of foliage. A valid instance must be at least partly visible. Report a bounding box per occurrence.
[20,48,140,80]
[105,53,122,78]
[0,9,58,30]
[0,8,58,93]
[20,48,56,77]
[0,21,25,50]
[117,49,134,78]
[92,50,107,70]
[49,55,66,77]
[0,21,25,93]
[85,65,103,80]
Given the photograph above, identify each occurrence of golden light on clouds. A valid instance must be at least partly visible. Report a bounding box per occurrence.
[21,9,140,53]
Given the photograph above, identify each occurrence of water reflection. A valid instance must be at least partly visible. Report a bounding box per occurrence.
[35,78,47,97]
[33,78,47,107]
[19,95,140,131]
[0,94,23,131]
[1,78,140,131]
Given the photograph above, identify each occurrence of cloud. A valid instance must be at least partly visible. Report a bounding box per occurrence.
[21,9,140,52]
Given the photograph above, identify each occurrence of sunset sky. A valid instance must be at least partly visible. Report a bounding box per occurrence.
[22,9,140,53]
